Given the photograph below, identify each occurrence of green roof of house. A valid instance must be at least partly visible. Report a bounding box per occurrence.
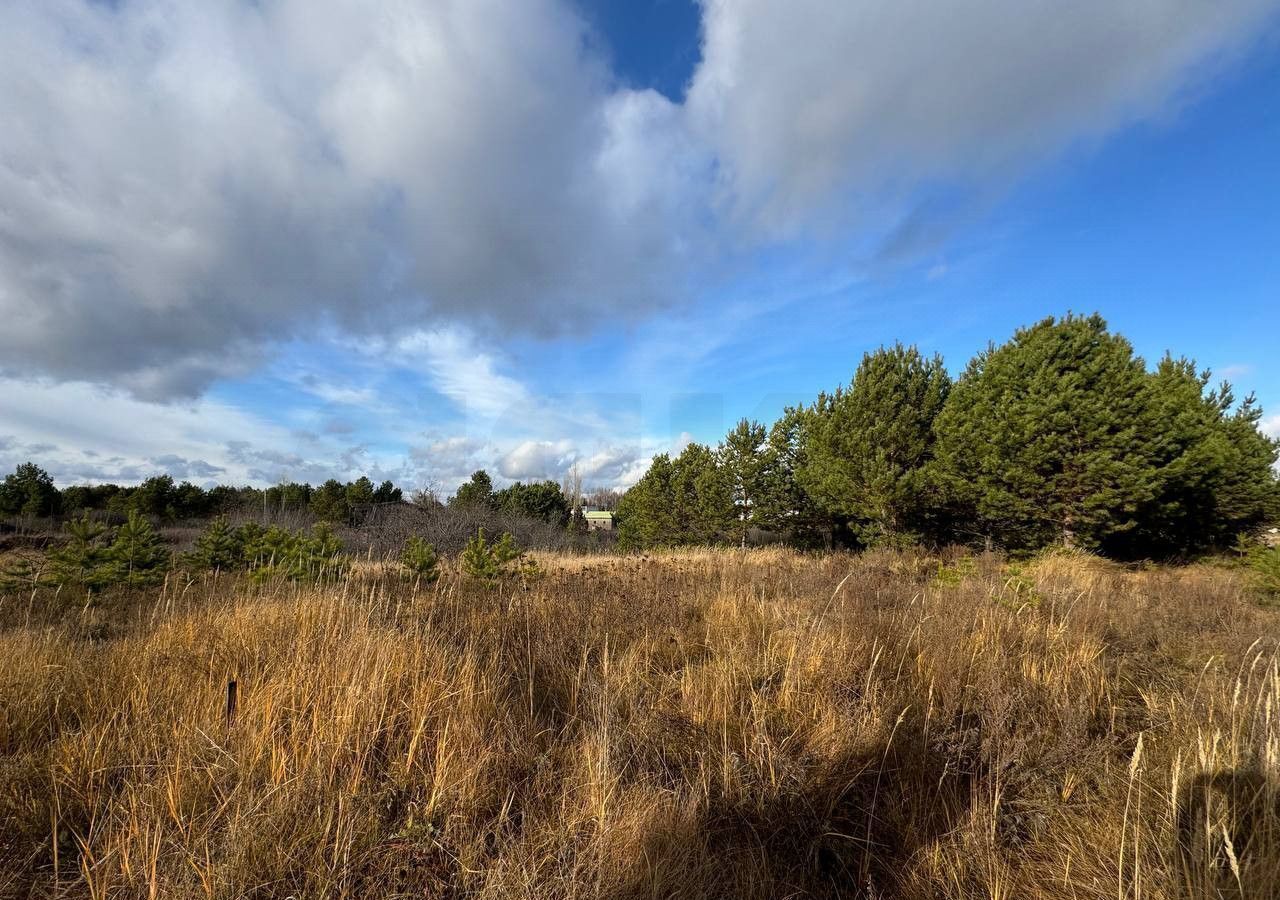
[584,511,614,519]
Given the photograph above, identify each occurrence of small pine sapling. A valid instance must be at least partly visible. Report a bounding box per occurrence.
[107,510,170,586]
[49,516,115,590]
[400,537,440,584]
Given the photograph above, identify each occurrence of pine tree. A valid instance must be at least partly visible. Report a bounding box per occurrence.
[346,476,376,509]
[931,314,1160,551]
[1110,357,1275,556]
[0,462,61,518]
[494,481,570,523]
[107,510,170,586]
[461,528,502,582]
[49,516,115,590]
[373,480,403,503]
[186,517,244,571]
[310,479,349,523]
[753,407,833,547]
[1212,391,1280,536]
[798,344,950,546]
[616,454,678,550]
[718,419,768,547]
[451,470,496,509]
[400,537,440,583]
[672,443,734,545]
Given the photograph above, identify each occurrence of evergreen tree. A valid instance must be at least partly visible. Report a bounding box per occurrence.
[49,516,115,590]
[798,344,950,546]
[1213,391,1280,535]
[461,529,501,582]
[616,455,678,550]
[242,523,345,582]
[373,480,403,503]
[129,475,178,519]
[400,537,440,583]
[460,528,522,582]
[931,314,1160,551]
[753,407,833,547]
[672,442,734,545]
[58,484,94,514]
[171,481,210,519]
[617,444,734,549]
[310,479,349,523]
[1110,358,1278,555]
[494,480,570,523]
[186,517,244,571]
[265,482,312,512]
[0,462,61,518]
[718,419,768,547]
[451,470,496,509]
[346,476,376,510]
[107,510,169,586]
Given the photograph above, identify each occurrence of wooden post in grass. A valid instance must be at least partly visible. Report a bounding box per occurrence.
[225,679,238,731]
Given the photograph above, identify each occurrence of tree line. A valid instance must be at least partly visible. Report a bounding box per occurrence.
[0,470,405,525]
[616,314,1280,557]
[0,465,584,531]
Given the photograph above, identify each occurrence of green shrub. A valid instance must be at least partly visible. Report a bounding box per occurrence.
[1245,544,1280,601]
[932,555,977,589]
[400,537,440,584]
[182,520,345,582]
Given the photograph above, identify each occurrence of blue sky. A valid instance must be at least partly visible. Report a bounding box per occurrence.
[1,0,1278,493]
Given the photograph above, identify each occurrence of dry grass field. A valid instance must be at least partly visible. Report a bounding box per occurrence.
[1,548,1277,899]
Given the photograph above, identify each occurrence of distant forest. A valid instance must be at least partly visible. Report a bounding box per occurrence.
[3,314,1278,559]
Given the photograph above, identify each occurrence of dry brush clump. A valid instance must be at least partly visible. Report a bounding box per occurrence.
[0,549,1277,899]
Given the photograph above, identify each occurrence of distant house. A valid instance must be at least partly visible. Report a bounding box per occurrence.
[584,510,615,531]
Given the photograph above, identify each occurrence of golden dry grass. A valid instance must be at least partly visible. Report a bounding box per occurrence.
[0,549,1277,899]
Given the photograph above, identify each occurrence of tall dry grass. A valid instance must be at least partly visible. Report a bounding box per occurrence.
[0,549,1276,898]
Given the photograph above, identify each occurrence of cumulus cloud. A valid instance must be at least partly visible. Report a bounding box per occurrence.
[0,0,707,397]
[2,0,1276,401]
[687,0,1279,236]
[0,376,400,486]
[497,440,577,481]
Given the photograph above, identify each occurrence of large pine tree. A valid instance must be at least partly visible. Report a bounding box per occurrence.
[718,419,768,548]
[752,407,833,547]
[798,344,950,546]
[931,314,1160,551]
[616,443,733,549]
[616,454,678,550]
[1108,358,1277,555]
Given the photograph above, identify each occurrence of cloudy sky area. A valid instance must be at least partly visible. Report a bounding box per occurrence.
[2,0,1279,493]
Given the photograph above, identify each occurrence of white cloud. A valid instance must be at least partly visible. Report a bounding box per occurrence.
[3,0,1278,489]
[497,440,576,481]
[4,0,1276,400]
[1262,414,1280,440]
[0,376,409,486]
[392,329,535,421]
[0,0,708,397]
[686,0,1279,237]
